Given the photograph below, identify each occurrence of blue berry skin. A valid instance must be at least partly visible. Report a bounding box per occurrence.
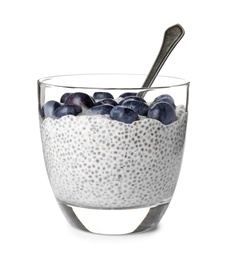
[119,92,137,98]
[110,106,139,124]
[65,92,94,108]
[152,94,176,108]
[87,105,113,115]
[41,100,61,119]
[93,92,114,100]
[60,93,72,103]
[54,104,82,118]
[94,98,118,107]
[147,102,177,125]
[122,100,149,116]
[119,96,146,105]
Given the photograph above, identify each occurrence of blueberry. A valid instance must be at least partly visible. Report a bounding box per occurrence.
[41,100,61,119]
[94,98,118,107]
[54,105,82,118]
[93,92,114,100]
[122,100,149,116]
[119,92,137,98]
[152,94,176,108]
[60,92,72,103]
[87,105,113,115]
[65,92,94,108]
[119,96,146,105]
[110,106,139,124]
[147,102,177,125]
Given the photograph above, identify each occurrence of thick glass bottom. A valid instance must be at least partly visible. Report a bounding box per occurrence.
[58,201,170,235]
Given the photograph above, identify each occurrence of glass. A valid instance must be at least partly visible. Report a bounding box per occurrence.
[38,73,189,235]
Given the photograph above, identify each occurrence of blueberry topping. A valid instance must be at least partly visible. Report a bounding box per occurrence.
[87,105,113,115]
[42,92,178,124]
[60,93,72,103]
[110,106,139,124]
[65,92,94,108]
[122,100,149,116]
[151,94,176,108]
[147,102,177,125]
[119,96,146,105]
[41,100,61,119]
[54,105,82,118]
[94,98,118,107]
[93,92,114,100]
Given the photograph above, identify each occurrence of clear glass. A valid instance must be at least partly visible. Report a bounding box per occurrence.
[38,73,189,235]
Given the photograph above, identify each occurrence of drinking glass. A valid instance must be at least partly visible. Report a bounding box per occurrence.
[38,73,189,235]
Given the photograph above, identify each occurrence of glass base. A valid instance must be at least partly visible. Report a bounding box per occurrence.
[58,202,170,235]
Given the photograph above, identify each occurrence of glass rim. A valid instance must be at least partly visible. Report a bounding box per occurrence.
[37,73,190,90]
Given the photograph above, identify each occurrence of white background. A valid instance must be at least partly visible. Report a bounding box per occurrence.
[0,0,228,259]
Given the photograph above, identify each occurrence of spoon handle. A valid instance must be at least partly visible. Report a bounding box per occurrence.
[138,24,185,97]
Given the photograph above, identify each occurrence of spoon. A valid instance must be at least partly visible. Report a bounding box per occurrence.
[137,24,185,98]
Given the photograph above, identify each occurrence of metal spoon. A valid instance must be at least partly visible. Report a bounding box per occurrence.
[137,24,185,98]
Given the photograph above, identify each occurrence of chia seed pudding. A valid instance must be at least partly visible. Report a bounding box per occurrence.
[40,99,187,209]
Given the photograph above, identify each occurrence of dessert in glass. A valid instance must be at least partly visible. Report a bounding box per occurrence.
[38,73,189,235]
